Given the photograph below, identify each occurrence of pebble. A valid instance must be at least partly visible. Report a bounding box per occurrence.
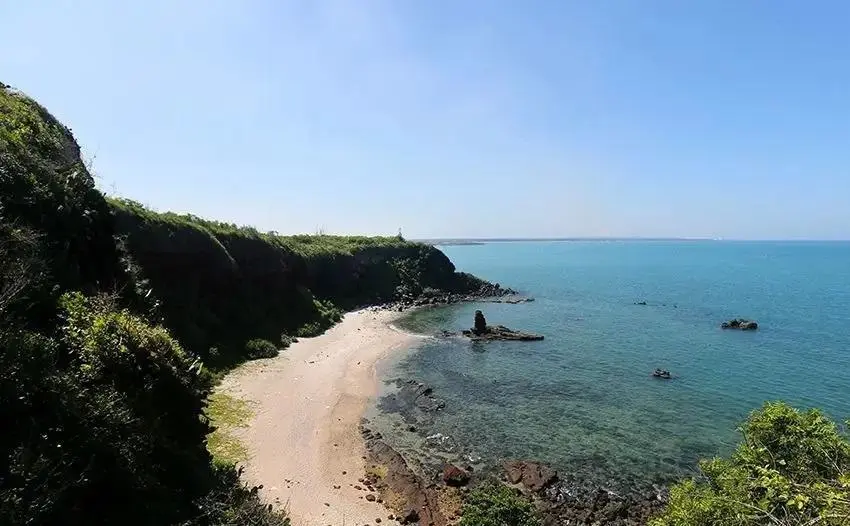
[366,494,376,502]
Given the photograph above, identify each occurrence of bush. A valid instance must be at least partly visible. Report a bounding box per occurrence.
[183,464,290,526]
[1,292,214,525]
[244,338,278,359]
[651,402,850,526]
[460,482,541,526]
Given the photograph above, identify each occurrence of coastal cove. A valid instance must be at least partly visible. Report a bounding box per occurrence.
[368,240,850,492]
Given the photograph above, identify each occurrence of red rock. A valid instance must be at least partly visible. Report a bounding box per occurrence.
[442,464,470,487]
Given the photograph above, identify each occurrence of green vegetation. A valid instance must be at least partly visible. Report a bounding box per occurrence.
[108,196,482,367]
[0,85,288,525]
[0,83,487,525]
[651,402,850,526]
[206,393,253,465]
[244,338,279,359]
[460,482,541,526]
[8,81,847,526]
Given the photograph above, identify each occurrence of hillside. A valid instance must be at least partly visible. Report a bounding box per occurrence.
[0,82,493,525]
[108,197,490,367]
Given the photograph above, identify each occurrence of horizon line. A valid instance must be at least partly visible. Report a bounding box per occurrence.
[413,237,850,244]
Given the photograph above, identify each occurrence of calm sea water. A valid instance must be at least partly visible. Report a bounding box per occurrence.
[370,241,850,486]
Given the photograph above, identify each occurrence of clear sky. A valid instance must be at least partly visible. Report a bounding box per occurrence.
[2,1,849,239]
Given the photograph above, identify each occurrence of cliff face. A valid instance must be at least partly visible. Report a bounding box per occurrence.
[109,198,486,366]
[1,82,490,368]
[0,84,132,324]
[1,82,491,367]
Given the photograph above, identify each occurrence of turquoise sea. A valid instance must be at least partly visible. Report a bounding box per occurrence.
[370,240,850,487]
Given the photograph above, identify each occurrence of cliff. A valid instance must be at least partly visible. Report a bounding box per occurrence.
[0,81,491,525]
[108,198,490,366]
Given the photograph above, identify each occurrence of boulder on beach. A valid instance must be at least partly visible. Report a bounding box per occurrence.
[721,318,759,330]
[442,464,470,486]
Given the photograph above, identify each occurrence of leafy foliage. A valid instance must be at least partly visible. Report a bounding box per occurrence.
[1,293,212,524]
[244,338,279,359]
[0,87,131,320]
[651,402,850,526]
[460,482,541,526]
[0,84,285,525]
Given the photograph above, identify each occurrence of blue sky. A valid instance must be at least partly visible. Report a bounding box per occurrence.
[2,1,849,239]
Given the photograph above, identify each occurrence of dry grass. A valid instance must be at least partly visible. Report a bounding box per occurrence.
[366,463,389,480]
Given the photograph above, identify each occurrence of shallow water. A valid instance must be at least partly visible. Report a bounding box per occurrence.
[370,240,850,485]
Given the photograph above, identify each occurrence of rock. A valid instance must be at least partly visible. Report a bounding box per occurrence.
[408,425,417,432]
[473,310,487,335]
[442,464,470,487]
[635,301,647,306]
[462,324,544,342]
[503,460,558,492]
[366,494,376,502]
[401,508,419,524]
[721,318,758,330]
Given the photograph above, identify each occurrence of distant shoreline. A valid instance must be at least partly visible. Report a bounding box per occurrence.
[418,237,850,245]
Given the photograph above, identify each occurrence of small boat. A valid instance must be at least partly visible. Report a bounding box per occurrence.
[652,369,672,379]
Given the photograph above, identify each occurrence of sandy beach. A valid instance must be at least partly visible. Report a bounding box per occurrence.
[217,308,419,526]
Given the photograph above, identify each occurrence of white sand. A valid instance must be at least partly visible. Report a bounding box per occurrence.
[218,309,419,526]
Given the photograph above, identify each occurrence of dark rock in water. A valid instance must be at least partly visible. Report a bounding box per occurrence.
[462,324,544,341]
[721,318,758,330]
[539,475,668,526]
[505,297,535,304]
[503,460,558,492]
[442,464,470,486]
[377,379,446,427]
[473,310,487,334]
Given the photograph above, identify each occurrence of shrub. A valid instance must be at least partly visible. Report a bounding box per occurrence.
[182,464,290,526]
[280,334,294,349]
[244,338,278,359]
[460,482,541,526]
[1,292,213,525]
[651,402,850,526]
[296,321,325,338]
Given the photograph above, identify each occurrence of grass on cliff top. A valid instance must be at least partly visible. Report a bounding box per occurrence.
[206,392,253,465]
[108,197,420,257]
[1,85,68,152]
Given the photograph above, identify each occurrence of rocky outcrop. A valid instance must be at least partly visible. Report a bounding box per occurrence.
[540,479,668,526]
[721,318,758,330]
[377,380,446,428]
[361,426,462,526]
[462,325,544,341]
[503,460,667,525]
[488,297,536,304]
[473,310,487,334]
[380,283,522,313]
[456,311,544,341]
[442,464,470,487]
[503,460,558,491]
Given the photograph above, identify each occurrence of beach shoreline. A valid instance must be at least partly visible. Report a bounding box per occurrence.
[216,308,421,526]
